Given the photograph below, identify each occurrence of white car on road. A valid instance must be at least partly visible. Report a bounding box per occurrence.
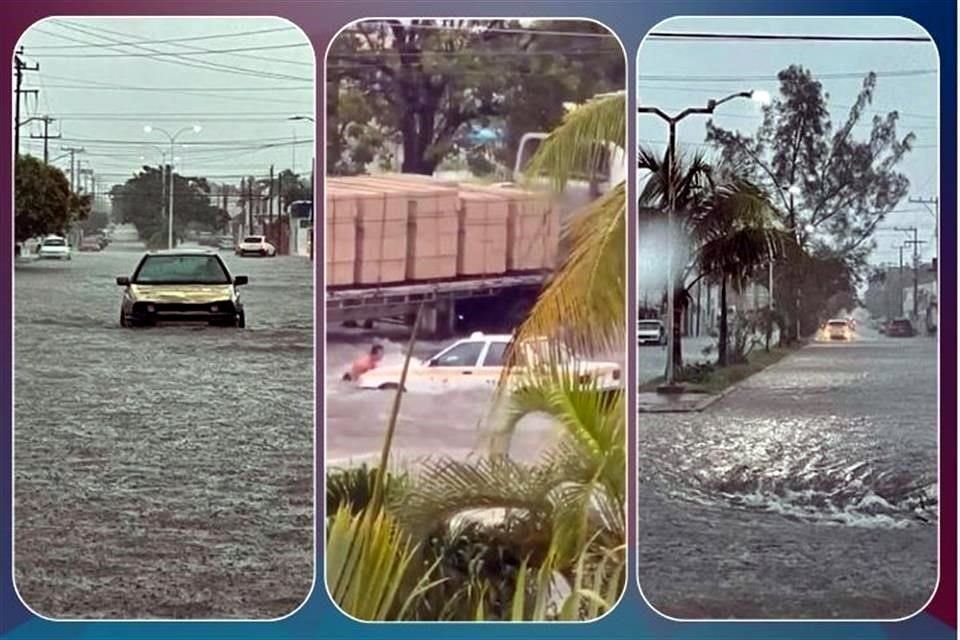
[637,319,666,345]
[37,235,71,260]
[354,332,622,392]
[235,235,276,257]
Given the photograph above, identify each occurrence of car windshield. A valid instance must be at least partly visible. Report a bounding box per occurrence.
[828,320,847,327]
[639,321,661,329]
[244,236,262,243]
[134,254,230,284]
[43,238,65,246]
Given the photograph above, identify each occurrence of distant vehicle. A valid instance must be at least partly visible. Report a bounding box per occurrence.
[116,249,248,328]
[885,318,915,338]
[354,332,622,392]
[217,236,235,250]
[236,235,276,257]
[97,234,110,249]
[826,318,853,341]
[79,237,102,252]
[637,319,666,346]
[37,235,71,260]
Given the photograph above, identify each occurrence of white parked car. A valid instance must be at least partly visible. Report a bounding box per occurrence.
[637,319,666,345]
[37,235,71,260]
[354,332,622,392]
[235,235,276,257]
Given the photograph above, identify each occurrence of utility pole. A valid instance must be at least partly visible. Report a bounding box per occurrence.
[29,115,61,164]
[894,226,926,320]
[269,164,275,226]
[14,47,39,159]
[897,245,905,317]
[61,146,85,192]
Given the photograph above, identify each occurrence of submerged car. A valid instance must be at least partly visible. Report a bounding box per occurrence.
[354,332,622,391]
[637,319,666,345]
[79,237,102,252]
[885,318,915,337]
[37,235,71,260]
[236,235,276,257]
[116,249,248,327]
[825,318,853,341]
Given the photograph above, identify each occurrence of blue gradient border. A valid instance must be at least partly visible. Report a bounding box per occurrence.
[1,1,955,638]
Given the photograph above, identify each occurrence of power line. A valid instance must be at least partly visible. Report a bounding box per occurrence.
[40,20,311,83]
[28,23,314,69]
[343,22,615,38]
[638,68,937,82]
[23,25,297,49]
[26,41,312,59]
[647,32,932,42]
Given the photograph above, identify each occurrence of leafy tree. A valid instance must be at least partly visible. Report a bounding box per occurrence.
[327,19,623,176]
[705,65,915,340]
[110,165,228,248]
[15,154,90,241]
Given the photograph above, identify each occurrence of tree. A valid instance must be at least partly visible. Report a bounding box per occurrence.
[705,65,915,340]
[15,155,89,241]
[111,166,228,248]
[327,19,623,176]
[79,209,110,235]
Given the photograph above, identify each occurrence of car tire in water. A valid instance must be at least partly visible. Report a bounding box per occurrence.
[236,311,246,328]
[120,311,128,328]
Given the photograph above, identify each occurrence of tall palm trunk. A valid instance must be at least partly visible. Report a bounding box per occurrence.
[718,275,728,367]
[672,286,684,370]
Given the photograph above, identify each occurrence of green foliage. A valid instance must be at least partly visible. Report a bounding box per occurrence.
[15,154,90,241]
[327,19,623,175]
[326,464,408,516]
[110,166,229,246]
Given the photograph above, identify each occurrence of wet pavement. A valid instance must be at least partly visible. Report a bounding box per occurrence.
[637,331,938,618]
[14,233,314,619]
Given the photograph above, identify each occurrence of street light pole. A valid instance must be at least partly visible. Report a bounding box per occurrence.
[638,89,769,387]
[144,124,201,249]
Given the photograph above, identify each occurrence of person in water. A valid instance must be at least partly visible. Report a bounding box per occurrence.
[343,344,384,381]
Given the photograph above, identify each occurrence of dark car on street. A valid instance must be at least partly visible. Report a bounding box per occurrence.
[116,249,248,327]
[885,318,915,337]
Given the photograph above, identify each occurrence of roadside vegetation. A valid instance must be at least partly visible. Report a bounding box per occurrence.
[325,89,626,621]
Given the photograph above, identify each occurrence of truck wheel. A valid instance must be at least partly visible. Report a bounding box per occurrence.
[236,311,246,328]
[120,311,128,328]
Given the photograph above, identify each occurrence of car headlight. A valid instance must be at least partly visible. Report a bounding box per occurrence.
[146,304,155,313]
[210,304,219,312]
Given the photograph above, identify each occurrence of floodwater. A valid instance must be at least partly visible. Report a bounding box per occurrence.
[13,232,314,619]
[325,326,626,467]
[637,329,939,618]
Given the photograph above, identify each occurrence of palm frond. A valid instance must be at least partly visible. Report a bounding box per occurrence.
[506,182,625,361]
[523,92,625,191]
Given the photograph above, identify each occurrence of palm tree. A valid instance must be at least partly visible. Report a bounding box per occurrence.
[638,148,784,370]
[692,175,785,365]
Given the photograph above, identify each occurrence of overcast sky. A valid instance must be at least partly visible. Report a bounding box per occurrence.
[637,16,939,268]
[17,17,315,195]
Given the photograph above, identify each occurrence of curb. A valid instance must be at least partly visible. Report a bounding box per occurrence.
[637,346,805,414]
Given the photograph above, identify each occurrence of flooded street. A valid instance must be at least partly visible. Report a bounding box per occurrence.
[326,327,624,467]
[637,332,938,618]
[13,235,314,619]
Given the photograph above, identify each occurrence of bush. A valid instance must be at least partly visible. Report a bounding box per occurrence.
[326,464,408,516]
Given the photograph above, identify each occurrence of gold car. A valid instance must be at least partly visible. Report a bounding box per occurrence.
[117,250,248,327]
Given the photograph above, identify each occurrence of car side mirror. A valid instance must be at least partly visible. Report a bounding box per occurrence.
[116,276,130,286]
[234,275,248,286]
[427,358,438,367]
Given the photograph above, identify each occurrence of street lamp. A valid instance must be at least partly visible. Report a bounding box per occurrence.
[638,90,768,388]
[144,124,202,249]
